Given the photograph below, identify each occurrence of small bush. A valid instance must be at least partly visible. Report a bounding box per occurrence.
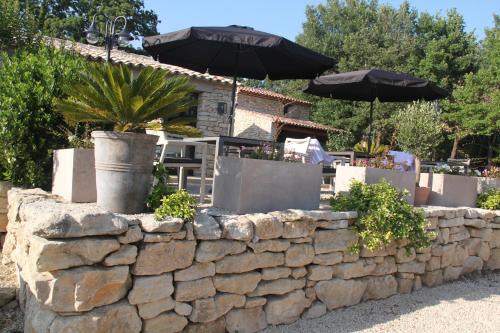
[154,190,196,221]
[477,188,500,210]
[331,180,433,253]
[146,164,175,211]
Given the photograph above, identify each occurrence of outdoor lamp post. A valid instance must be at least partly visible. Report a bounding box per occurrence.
[84,12,133,62]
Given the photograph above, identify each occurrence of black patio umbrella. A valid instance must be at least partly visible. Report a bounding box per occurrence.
[143,25,335,135]
[303,68,449,153]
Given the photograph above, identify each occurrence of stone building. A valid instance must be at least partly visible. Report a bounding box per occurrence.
[58,40,338,143]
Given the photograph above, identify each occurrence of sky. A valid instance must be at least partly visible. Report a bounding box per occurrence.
[143,0,498,42]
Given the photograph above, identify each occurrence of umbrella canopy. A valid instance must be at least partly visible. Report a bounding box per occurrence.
[303,68,448,101]
[303,68,449,153]
[143,25,335,80]
[143,25,335,136]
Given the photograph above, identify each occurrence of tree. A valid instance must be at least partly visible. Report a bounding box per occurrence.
[0,0,40,50]
[445,15,500,163]
[23,0,159,44]
[393,102,443,181]
[0,46,86,188]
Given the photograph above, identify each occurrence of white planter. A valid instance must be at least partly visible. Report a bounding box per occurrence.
[419,173,478,207]
[476,176,500,193]
[213,156,322,214]
[52,148,96,203]
[335,166,416,204]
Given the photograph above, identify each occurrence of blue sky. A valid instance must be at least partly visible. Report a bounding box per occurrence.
[143,0,498,42]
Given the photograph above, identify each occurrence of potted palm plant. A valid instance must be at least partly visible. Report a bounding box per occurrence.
[393,102,443,206]
[56,63,197,213]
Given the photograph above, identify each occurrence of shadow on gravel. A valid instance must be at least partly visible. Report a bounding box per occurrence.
[263,270,500,333]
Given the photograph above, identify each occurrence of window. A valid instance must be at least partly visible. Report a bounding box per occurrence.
[163,92,199,126]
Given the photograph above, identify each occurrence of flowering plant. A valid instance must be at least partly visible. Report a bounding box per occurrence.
[354,154,394,170]
[482,166,500,178]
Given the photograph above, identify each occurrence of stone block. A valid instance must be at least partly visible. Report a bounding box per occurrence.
[49,300,141,333]
[137,297,176,319]
[486,248,500,270]
[362,275,398,301]
[332,260,376,279]
[245,297,267,308]
[422,269,443,287]
[265,290,311,325]
[183,317,226,333]
[193,212,221,240]
[312,252,343,265]
[291,267,307,279]
[248,239,290,253]
[174,262,215,282]
[316,219,349,230]
[213,272,261,295]
[118,225,143,244]
[395,247,416,263]
[461,256,483,274]
[133,240,195,275]
[103,244,137,266]
[313,229,358,254]
[315,278,367,310]
[301,301,327,320]
[397,278,414,294]
[307,265,333,281]
[196,240,246,263]
[285,244,315,267]
[175,277,216,302]
[26,265,131,313]
[138,215,184,233]
[29,235,120,272]
[128,273,173,305]
[372,256,397,276]
[189,293,245,323]
[261,267,291,280]
[216,215,254,241]
[249,278,305,297]
[246,213,283,240]
[142,312,188,333]
[397,261,425,274]
[282,219,316,238]
[215,252,284,274]
[443,266,462,282]
[225,307,267,333]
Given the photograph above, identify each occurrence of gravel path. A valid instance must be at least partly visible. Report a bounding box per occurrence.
[0,253,23,333]
[264,271,500,333]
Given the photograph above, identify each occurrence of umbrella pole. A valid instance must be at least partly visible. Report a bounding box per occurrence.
[367,101,373,155]
[227,75,237,136]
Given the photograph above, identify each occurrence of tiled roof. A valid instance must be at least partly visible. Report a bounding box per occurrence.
[273,115,341,132]
[238,86,312,106]
[50,38,313,106]
[50,38,233,84]
[238,110,340,133]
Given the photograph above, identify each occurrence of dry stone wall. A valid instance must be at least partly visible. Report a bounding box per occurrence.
[0,181,12,249]
[4,188,500,333]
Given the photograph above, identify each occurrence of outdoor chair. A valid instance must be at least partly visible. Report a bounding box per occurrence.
[146,130,208,203]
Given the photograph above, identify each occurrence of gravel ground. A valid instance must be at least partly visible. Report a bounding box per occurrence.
[264,271,500,333]
[0,253,23,333]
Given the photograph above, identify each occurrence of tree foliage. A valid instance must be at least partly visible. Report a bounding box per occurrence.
[393,102,443,160]
[22,0,159,44]
[248,0,483,160]
[0,0,40,50]
[0,46,86,187]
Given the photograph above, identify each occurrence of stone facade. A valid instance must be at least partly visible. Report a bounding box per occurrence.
[5,188,499,333]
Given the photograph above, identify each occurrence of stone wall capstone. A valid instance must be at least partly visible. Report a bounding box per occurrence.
[4,188,500,333]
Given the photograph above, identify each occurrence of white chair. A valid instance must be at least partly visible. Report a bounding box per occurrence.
[284,137,312,163]
[146,130,208,203]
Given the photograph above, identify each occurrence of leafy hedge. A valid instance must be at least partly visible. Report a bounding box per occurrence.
[331,180,433,253]
[0,46,85,188]
[477,188,500,210]
[154,190,196,221]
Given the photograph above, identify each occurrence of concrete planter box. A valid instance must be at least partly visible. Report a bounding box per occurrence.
[52,148,96,203]
[419,173,478,207]
[476,177,500,193]
[213,156,322,214]
[335,166,416,204]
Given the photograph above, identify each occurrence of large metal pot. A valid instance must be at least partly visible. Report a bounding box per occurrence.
[92,131,158,214]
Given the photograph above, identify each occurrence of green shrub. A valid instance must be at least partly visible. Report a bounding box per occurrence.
[146,164,175,211]
[330,180,433,253]
[477,188,500,210]
[154,190,196,221]
[0,46,85,188]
